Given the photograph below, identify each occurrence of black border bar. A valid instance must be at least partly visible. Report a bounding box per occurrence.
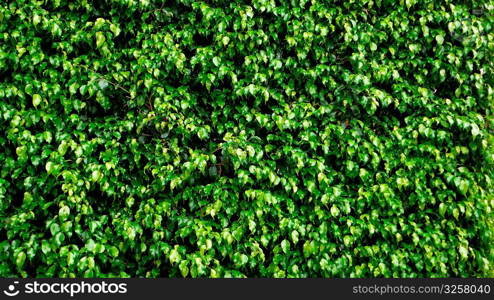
[0,278,493,299]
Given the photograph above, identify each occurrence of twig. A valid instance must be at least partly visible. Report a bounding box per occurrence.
[146,92,154,111]
[98,77,131,95]
[212,146,222,154]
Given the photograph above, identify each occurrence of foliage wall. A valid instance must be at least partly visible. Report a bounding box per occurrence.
[1,0,494,277]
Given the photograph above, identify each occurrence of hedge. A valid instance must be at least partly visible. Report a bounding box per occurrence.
[0,0,493,278]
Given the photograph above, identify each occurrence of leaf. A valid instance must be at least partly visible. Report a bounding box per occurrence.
[291,230,299,244]
[91,170,101,182]
[471,124,480,137]
[234,253,248,267]
[45,161,54,174]
[405,0,416,9]
[16,145,27,159]
[16,251,26,268]
[67,252,76,266]
[169,247,180,264]
[179,260,189,277]
[110,24,121,36]
[281,239,290,254]
[212,57,220,67]
[54,232,65,246]
[95,31,106,48]
[50,223,60,236]
[41,241,51,255]
[330,205,340,217]
[33,94,42,107]
[86,239,96,253]
[458,245,468,259]
[108,246,119,258]
[197,127,209,140]
[222,36,230,46]
[458,180,469,195]
[439,203,447,217]
[303,241,314,257]
[435,35,444,45]
[59,206,70,221]
[396,177,409,189]
[453,208,460,220]
[208,166,217,176]
[33,14,41,26]
[98,79,109,89]
[321,194,329,205]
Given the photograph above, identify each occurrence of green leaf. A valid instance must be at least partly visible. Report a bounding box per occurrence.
[212,57,220,67]
[169,247,180,264]
[95,31,106,48]
[54,232,65,246]
[330,205,340,217]
[45,161,54,174]
[179,260,189,277]
[459,245,468,259]
[41,240,51,254]
[291,230,299,244]
[86,239,96,253]
[435,35,444,45]
[458,180,469,195]
[50,223,60,236]
[109,246,119,258]
[222,36,230,46]
[16,251,26,268]
[59,206,70,221]
[33,14,41,26]
[281,239,290,254]
[343,235,352,247]
[110,24,121,36]
[439,203,447,217]
[33,94,42,107]
[197,127,209,140]
[471,124,480,137]
[91,170,101,182]
[16,145,27,159]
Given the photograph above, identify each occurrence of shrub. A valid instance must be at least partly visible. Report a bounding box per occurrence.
[0,0,493,277]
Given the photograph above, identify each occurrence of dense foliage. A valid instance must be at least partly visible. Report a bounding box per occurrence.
[1,0,493,278]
